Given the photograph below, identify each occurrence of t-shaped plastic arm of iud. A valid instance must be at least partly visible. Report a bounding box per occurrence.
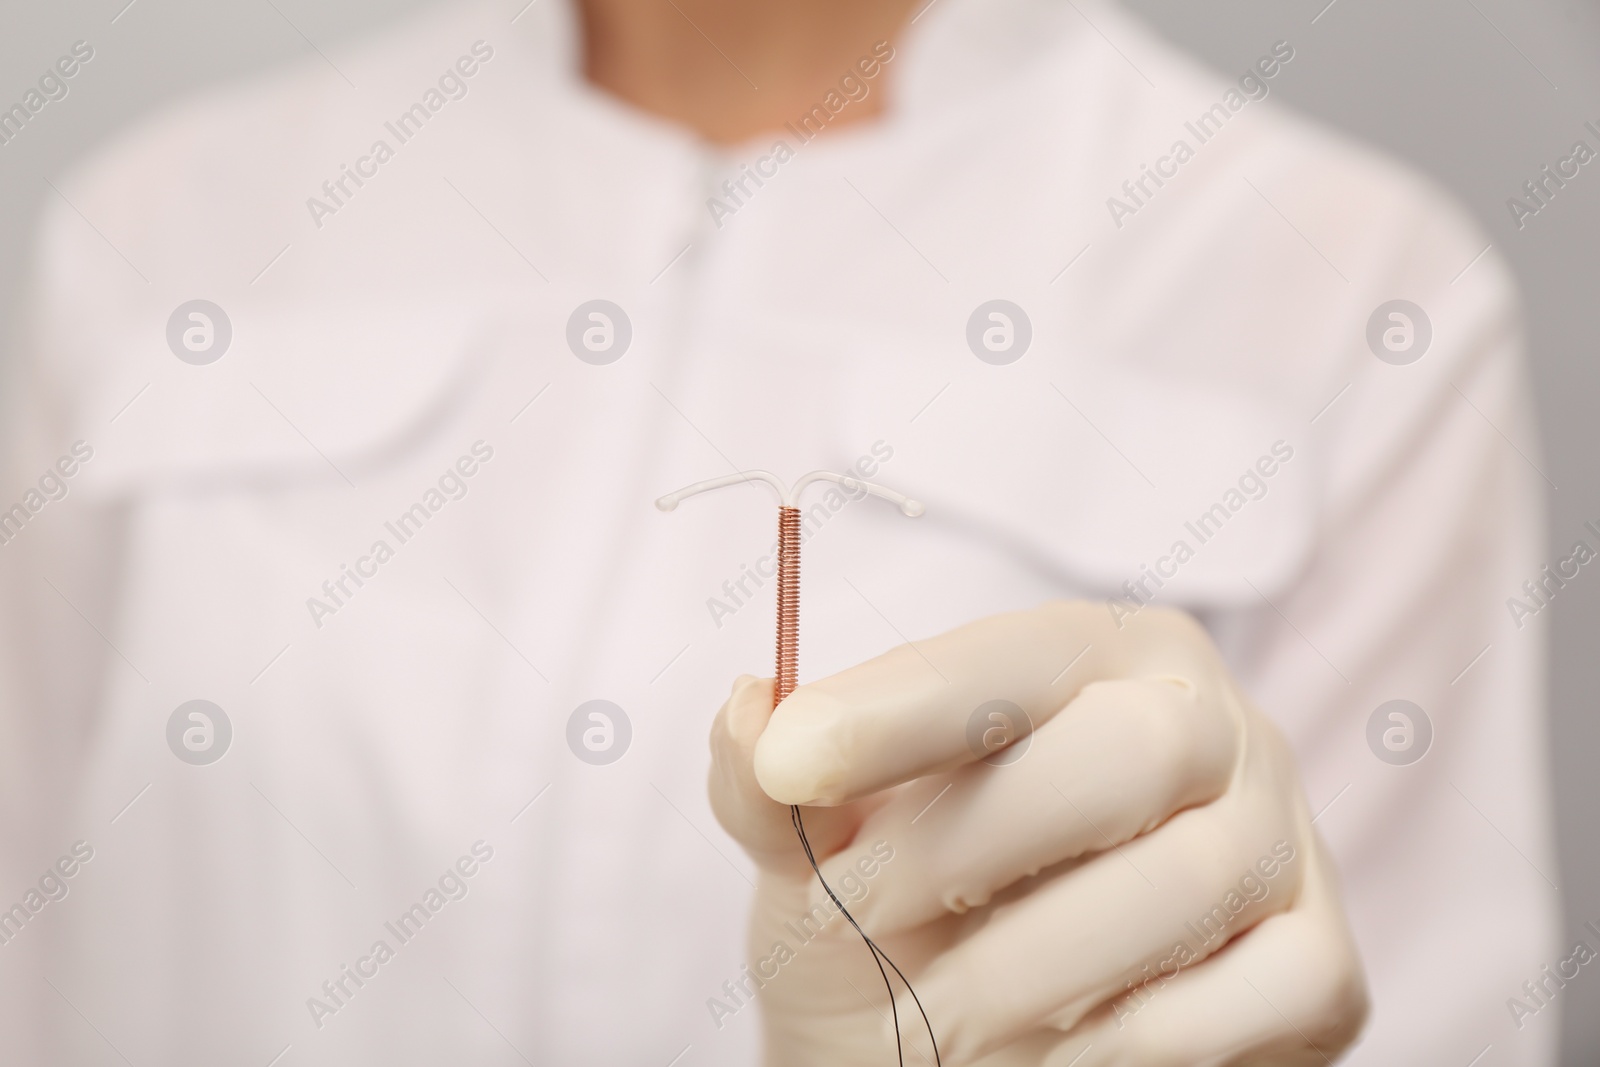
[656,469,923,702]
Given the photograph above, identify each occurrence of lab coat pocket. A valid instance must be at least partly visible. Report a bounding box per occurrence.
[63,293,500,500]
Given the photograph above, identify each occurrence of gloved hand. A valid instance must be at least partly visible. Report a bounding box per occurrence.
[708,601,1368,1066]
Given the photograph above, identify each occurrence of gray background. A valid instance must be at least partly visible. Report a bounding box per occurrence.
[0,0,1596,1059]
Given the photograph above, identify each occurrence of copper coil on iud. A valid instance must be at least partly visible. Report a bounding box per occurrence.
[775,506,802,703]
[655,469,922,708]
[655,467,938,1066]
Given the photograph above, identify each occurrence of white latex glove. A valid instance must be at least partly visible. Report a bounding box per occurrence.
[708,602,1369,1066]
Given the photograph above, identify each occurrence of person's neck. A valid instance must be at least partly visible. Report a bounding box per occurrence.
[578,0,919,144]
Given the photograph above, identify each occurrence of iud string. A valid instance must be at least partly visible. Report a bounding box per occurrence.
[658,469,940,1066]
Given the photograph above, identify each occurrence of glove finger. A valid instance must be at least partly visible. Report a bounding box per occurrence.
[900,795,1303,1066]
[708,674,864,878]
[753,602,1232,806]
[810,676,1237,934]
[1040,831,1368,1067]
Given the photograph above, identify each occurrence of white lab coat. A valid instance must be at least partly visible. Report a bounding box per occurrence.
[0,0,1559,1063]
